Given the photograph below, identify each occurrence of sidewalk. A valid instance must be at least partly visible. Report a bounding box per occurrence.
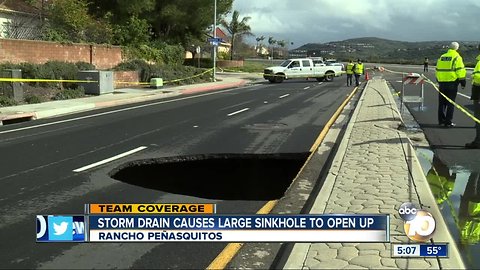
[0,73,252,125]
[281,77,465,269]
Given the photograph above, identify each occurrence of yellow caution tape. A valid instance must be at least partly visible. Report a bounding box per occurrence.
[164,68,213,84]
[0,68,214,86]
[382,67,480,125]
[0,78,98,83]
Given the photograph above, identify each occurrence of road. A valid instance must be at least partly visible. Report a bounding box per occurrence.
[0,77,353,269]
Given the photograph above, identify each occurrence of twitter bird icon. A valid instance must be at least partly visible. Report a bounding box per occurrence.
[48,216,73,241]
[53,221,69,235]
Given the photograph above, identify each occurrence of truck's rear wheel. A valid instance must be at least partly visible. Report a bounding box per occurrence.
[268,79,275,83]
[324,72,334,82]
[316,77,324,82]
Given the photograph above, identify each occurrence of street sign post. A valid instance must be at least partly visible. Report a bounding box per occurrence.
[196,46,201,68]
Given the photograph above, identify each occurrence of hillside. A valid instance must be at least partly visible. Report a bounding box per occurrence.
[291,37,479,65]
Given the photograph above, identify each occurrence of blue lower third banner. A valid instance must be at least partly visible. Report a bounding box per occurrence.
[36,215,86,242]
[88,214,389,242]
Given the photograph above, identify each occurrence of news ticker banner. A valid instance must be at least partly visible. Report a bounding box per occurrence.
[392,243,449,258]
[37,214,389,243]
[85,203,216,214]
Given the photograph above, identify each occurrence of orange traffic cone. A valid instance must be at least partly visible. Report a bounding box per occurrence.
[365,72,370,81]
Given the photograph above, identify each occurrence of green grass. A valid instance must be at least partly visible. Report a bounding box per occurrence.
[221,59,284,73]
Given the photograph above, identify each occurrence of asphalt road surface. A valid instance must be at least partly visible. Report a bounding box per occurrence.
[0,77,353,269]
[379,64,479,170]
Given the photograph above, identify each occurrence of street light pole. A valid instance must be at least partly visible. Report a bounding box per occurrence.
[213,0,217,82]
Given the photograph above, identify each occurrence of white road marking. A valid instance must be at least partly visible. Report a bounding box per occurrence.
[279,94,290,99]
[304,86,310,90]
[0,87,245,135]
[318,82,323,85]
[73,146,147,172]
[458,92,471,99]
[227,108,249,116]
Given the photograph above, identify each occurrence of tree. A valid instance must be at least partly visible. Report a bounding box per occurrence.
[277,40,287,58]
[41,0,235,52]
[268,36,277,59]
[220,10,253,60]
[255,35,265,56]
[149,0,233,47]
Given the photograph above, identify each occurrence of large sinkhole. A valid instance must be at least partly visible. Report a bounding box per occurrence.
[109,153,310,200]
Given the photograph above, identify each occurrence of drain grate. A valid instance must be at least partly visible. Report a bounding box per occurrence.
[109,153,309,200]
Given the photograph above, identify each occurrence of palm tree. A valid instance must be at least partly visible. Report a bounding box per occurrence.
[220,10,253,60]
[268,36,277,59]
[255,35,265,56]
[277,40,286,58]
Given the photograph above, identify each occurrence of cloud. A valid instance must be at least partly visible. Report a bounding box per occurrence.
[231,0,480,45]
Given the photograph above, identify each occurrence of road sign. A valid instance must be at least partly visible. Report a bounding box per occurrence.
[207,37,223,43]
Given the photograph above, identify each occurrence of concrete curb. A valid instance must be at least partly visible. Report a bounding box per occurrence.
[34,104,96,119]
[227,85,362,269]
[181,80,247,95]
[282,82,369,269]
[0,112,36,125]
[93,92,180,109]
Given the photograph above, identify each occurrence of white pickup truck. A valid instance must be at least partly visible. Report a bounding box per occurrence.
[263,58,343,83]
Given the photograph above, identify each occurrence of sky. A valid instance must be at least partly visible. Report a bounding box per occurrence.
[231,0,480,48]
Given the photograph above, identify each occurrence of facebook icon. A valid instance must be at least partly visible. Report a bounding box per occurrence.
[48,216,73,241]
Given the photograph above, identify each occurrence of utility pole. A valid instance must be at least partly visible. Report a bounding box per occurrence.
[213,0,217,82]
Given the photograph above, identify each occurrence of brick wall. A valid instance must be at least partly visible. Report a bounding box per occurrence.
[114,71,140,88]
[217,60,244,68]
[0,38,123,69]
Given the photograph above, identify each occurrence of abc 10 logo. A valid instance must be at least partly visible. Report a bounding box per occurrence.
[398,202,436,242]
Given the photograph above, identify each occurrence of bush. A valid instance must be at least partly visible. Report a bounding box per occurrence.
[44,61,79,89]
[24,94,43,104]
[0,95,18,107]
[113,60,212,85]
[123,42,184,66]
[183,58,214,68]
[114,59,151,82]
[53,87,85,100]
[75,61,96,70]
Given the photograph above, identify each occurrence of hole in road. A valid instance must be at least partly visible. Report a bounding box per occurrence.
[109,153,309,200]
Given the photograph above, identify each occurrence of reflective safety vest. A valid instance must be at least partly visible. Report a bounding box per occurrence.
[426,169,455,205]
[435,49,466,82]
[354,63,363,75]
[346,62,355,75]
[473,55,480,86]
[460,201,480,244]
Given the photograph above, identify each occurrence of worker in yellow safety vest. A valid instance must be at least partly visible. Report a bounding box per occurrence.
[426,156,456,205]
[346,60,355,86]
[459,172,480,245]
[353,59,364,87]
[435,41,466,128]
[466,43,480,149]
